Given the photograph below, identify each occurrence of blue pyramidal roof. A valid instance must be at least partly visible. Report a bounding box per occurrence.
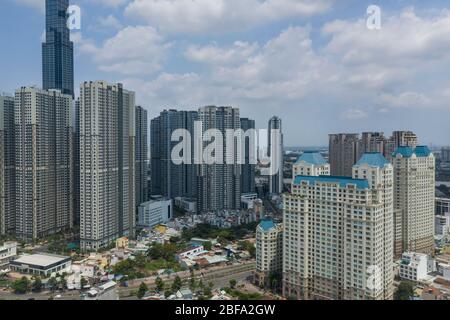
[259,218,276,231]
[295,151,327,165]
[355,152,390,168]
[393,146,432,158]
[293,175,369,190]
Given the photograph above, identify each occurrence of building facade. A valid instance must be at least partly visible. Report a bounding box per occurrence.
[197,106,241,212]
[0,95,15,236]
[151,110,198,199]
[137,196,173,228]
[292,151,330,177]
[268,116,284,194]
[283,153,394,300]
[328,133,360,176]
[15,87,73,240]
[79,81,135,251]
[436,198,450,216]
[240,118,256,194]
[42,0,74,97]
[135,106,148,209]
[255,218,283,288]
[392,146,435,256]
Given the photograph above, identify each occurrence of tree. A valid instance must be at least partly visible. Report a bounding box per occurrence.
[137,282,148,299]
[32,277,43,292]
[229,279,237,289]
[395,281,415,300]
[155,277,164,292]
[12,277,31,294]
[80,277,88,289]
[172,276,183,292]
[203,241,212,251]
[48,277,58,292]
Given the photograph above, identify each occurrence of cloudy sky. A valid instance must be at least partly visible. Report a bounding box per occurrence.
[1,0,450,146]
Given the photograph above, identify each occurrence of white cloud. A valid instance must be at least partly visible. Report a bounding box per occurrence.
[185,41,259,65]
[124,0,333,34]
[341,109,368,120]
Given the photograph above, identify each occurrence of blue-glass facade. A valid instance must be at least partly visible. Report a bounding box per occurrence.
[42,0,74,97]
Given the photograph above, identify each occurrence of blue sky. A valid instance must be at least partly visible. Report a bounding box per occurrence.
[1,0,450,146]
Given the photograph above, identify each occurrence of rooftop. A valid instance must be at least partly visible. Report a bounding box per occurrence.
[293,175,370,190]
[295,151,328,166]
[11,254,70,268]
[259,218,276,231]
[355,152,390,168]
[393,146,433,158]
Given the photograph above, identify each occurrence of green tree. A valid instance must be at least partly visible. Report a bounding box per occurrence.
[32,277,43,292]
[203,241,212,251]
[395,281,415,300]
[172,276,183,292]
[155,277,164,292]
[137,282,148,299]
[48,277,58,292]
[12,277,30,294]
[229,279,237,289]
[80,277,88,289]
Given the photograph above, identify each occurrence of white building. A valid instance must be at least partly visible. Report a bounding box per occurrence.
[255,218,283,288]
[82,281,118,300]
[0,241,17,267]
[138,197,173,228]
[435,214,450,236]
[292,151,330,177]
[399,252,429,282]
[392,146,435,256]
[10,253,71,277]
[174,197,197,214]
[283,153,394,300]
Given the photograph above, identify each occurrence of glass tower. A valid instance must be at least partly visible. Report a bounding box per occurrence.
[42,0,74,97]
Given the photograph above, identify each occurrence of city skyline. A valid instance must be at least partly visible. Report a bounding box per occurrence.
[1,0,450,146]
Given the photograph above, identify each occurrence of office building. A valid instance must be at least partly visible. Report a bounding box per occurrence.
[255,218,283,288]
[436,198,450,215]
[137,196,173,228]
[0,95,15,236]
[42,0,74,97]
[292,151,330,177]
[79,81,135,251]
[392,146,435,256]
[240,118,256,194]
[197,106,241,212]
[151,110,198,199]
[135,106,148,208]
[283,153,394,300]
[268,116,284,194]
[399,252,429,282]
[328,133,360,176]
[15,87,73,240]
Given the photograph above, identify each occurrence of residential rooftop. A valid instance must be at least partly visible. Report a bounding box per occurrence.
[295,151,328,165]
[293,175,370,190]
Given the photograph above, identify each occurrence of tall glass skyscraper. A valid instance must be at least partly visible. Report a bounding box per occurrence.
[42,0,74,98]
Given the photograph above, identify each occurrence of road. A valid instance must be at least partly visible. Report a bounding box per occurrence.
[0,289,81,301]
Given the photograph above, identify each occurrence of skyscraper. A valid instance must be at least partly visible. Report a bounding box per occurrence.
[42,0,74,98]
[198,106,241,212]
[283,153,394,300]
[0,95,15,236]
[79,81,135,251]
[240,118,256,194]
[135,106,148,208]
[329,133,360,176]
[385,131,419,160]
[392,146,435,256]
[268,116,284,194]
[15,87,73,240]
[151,110,198,199]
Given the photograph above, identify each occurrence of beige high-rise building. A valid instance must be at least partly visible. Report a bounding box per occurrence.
[392,146,435,257]
[14,87,73,240]
[79,81,135,251]
[292,151,330,177]
[283,153,394,300]
[255,218,283,288]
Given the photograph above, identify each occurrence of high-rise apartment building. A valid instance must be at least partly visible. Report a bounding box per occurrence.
[268,116,284,194]
[197,106,241,212]
[151,110,198,199]
[255,218,283,288]
[392,146,435,256]
[283,153,394,300]
[240,118,256,194]
[292,151,330,177]
[360,132,386,157]
[135,106,148,208]
[385,131,419,160]
[15,87,73,240]
[0,95,15,236]
[441,147,450,162]
[329,133,360,176]
[79,81,135,251]
[42,0,74,98]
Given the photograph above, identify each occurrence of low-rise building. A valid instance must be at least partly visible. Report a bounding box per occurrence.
[399,252,429,282]
[436,214,450,236]
[174,197,197,214]
[82,281,118,300]
[0,242,17,267]
[10,253,71,277]
[138,197,173,228]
